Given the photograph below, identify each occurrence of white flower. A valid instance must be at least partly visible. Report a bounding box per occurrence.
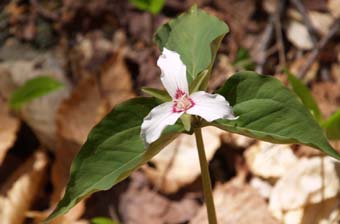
[141,48,238,144]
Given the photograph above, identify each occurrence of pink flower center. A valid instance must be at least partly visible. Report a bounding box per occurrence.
[173,89,195,113]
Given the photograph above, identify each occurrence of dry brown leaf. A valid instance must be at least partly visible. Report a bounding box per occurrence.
[263,0,278,14]
[56,76,102,146]
[328,0,340,18]
[119,172,200,224]
[312,82,340,118]
[0,41,71,150]
[269,157,340,224]
[294,144,323,158]
[51,76,102,207]
[309,11,334,35]
[0,150,48,224]
[51,36,134,219]
[190,181,279,224]
[249,177,273,199]
[290,57,319,83]
[99,48,135,109]
[29,203,87,224]
[0,99,20,165]
[143,127,223,194]
[209,54,236,92]
[245,141,298,179]
[287,21,314,50]
[221,132,254,148]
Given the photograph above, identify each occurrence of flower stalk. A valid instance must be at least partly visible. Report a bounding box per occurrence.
[194,127,218,224]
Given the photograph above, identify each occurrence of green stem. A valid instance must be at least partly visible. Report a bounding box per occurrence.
[194,128,218,224]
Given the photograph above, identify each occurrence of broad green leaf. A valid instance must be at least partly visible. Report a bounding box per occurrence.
[91,217,118,224]
[285,70,322,121]
[46,97,184,221]
[129,0,165,14]
[142,87,171,102]
[322,109,340,140]
[154,6,229,83]
[215,71,340,160]
[9,76,63,109]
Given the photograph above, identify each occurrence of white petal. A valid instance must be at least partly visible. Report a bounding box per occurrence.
[186,91,238,122]
[157,48,189,98]
[141,102,183,145]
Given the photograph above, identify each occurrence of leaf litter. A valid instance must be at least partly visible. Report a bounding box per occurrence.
[0,0,339,223]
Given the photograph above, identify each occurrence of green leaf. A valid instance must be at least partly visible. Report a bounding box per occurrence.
[46,97,184,221]
[91,217,118,224]
[189,69,209,93]
[9,76,64,109]
[215,71,340,160]
[154,6,229,83]
[322,109,340,140]
[285,69,322,121]
[129,0,165,14]
[141,87,171,102]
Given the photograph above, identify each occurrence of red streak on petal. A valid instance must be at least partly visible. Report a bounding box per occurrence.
[175,89,186,99]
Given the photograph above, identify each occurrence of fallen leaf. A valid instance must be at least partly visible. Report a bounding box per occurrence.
[328,0,340,19]
[287,21,314,50]
[245,141,299,179]
[312,81,340,118]
[209,54,236,92]
[143,127,223,194]
[269,157,340,224]
[51,35,135,220]
[56,76,102,146]
[221,132,254,149]
[249,177,273,199]
[0,98,20,165]
[0,150,48,224]
[290,57,319,83]
[27,205,89,224]
[190,180,279,224]
[309,11,334,35]
[119,172,200,224]
[0,41,71,150]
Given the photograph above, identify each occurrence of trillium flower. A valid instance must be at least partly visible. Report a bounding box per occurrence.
[141,48,238,144]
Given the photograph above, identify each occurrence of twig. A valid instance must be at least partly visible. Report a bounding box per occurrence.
[298,19,340,78]
[290,0,319,44]
[255,17,274,73]
[274,0,287,71]
[256,0,287,73]
[30,0,58,21]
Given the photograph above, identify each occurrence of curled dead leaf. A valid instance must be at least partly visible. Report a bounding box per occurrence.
[269,157,340,224]
[328,0,340,18]
[51,35,135,221]
[0,99,20,165]
[312,81,340,118]
[245,141,299,179]
[143,127,223,194]
[0,150,48,224]
[287,21,314,50]
[0,42,71,150]
[119,172,200,224]
[190,181,279,224]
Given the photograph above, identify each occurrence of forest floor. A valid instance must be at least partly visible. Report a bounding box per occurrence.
[0,0,340,224]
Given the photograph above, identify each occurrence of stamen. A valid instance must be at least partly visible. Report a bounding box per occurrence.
[172,90,195,113]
